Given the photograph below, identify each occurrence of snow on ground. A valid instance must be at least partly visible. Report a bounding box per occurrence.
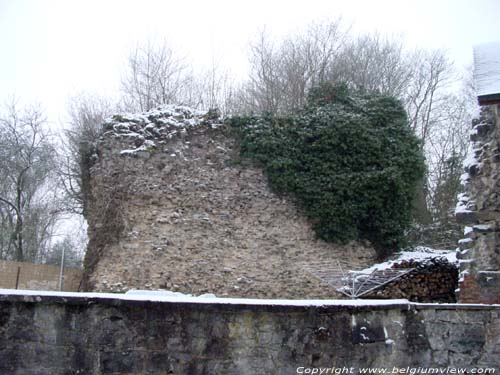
[355,246,457,274]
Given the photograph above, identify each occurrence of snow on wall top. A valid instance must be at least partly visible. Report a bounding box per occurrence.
[0,288,410,307]
[1,289,498,308]
[101,105,222,155]
[474,42,500,97]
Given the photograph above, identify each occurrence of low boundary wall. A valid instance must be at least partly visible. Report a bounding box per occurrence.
[0,290,498,374]
[0,260,82,291]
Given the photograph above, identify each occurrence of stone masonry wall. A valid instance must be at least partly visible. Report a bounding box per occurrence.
[82,107,377,297]
[456,105,500,303]
[0,291,498,375]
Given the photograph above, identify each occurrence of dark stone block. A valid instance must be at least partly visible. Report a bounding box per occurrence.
[404,310,431,353]
[69,347,95,375]
[147,351,175,373]
[352,316,386,344]
[29,344,75,369]
[456,210,477,224]
[5,320,40,343]
[448,324,485,353]
[93,315,139,349]
[205,337,227,358]
[99,350,144,374]
[0,347,21,371]
[144,320,175,350]
[477,271,500,287]
[0,303,11,331]
[352,324,386,344]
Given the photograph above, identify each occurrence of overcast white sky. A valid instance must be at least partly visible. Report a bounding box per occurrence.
[1,0,499,127]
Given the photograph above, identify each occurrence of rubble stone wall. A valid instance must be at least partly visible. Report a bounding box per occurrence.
[0,292,498,375]
[456,104,500,303]
[82,108,377,297]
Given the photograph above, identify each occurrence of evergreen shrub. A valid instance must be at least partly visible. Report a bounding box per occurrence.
[229,84,425,257]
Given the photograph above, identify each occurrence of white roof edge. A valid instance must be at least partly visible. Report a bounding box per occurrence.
[473,41,500,97]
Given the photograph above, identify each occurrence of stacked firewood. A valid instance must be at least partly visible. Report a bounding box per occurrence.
[362,257,458,302]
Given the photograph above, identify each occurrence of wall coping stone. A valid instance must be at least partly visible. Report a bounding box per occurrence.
[1,289,499,312]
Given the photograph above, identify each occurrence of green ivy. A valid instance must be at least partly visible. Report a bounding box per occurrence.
[229,84,425,258]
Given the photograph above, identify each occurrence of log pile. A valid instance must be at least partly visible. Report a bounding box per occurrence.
[362,257,458,302]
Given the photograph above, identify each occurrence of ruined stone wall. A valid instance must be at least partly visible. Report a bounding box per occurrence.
[456,105,500,303]
[82,107,377,297]
[0,292,498,374]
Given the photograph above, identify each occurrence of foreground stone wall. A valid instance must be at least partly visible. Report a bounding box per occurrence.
[456,105,500,303]
[0,292,498,375]
[83,107,376,297]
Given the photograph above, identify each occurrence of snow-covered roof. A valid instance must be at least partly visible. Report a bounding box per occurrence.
[473,42,500,101]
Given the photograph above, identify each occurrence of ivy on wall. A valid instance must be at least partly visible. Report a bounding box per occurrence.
[229,84,425,257]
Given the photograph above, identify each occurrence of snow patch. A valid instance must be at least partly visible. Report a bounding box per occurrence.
[458,269,469,283]
[455,193,474,215]
[473,224,491,231]
[462,148,480,170]
[102,105,222,155]
[356,246,457,274]
[460,172,470,186]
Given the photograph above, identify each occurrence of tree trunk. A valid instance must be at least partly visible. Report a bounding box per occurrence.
[412,179,432,225]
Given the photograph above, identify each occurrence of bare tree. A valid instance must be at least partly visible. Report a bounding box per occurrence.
[58,93,116,215]
[180,56,237,115]
[0,100,59,262]
[244,28,282,113]
[240,22,454,126]
[241,20,347,114]
[237,20,477,246]
[328,33,413,97]
[121,39,190,112]
[425,71,476,222]
[404,49,454,144]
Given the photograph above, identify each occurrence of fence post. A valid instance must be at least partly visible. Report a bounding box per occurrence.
[15,266,21,289]
[58,246,65,291]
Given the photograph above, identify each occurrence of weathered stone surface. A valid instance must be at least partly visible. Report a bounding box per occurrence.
[82,109,377,298]
[0,293,498,374]
[456,104,500,303]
